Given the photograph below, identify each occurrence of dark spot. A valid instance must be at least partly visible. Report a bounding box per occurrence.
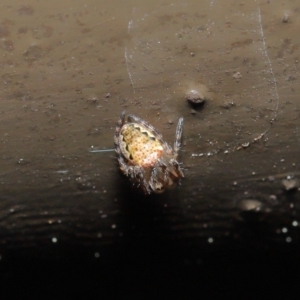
[98,57,106,63]
[81,28,91,34]
[157,14,174,25]
[125,144,129,152]
[23,45,43,62]
[149,137,156,141]
[129,154,133,160]
[1,40,14,52]
[18,26,28,34]
[17,5,35,15]
[142,131,149,136]
[31,25,53,39]
[231,38,253,49]
[0,26,10,38]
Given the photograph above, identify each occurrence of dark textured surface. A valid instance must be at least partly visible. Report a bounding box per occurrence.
[0,0,300,298]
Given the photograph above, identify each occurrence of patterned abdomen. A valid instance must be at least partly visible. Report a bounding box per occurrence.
[120,123,163,168]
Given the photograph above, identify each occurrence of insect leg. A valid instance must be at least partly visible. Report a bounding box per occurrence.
[174,117,184,155]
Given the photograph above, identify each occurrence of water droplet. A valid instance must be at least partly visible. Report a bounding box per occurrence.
[282,227,288,233]
[208,237,214,243]
[292,221,298,227]
[111,224,117,229]
[52,237,58,243]
[94,252,100,258]
[286,237,292,243]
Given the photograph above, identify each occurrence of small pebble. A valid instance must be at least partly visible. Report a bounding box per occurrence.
[221,101,235,109]
[233,72,242,80]
[282,13,289,23]
[186,89,206,105]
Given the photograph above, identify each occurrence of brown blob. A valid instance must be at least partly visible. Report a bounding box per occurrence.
[231,38,253,49]
[31,25,53,39]
[18,27,28,34]
[23,45,43,62]
[1,40,14,52]
[157,14,174,25]
[81,28,92,34]
[0,25,10,38]
[17,5,35,15]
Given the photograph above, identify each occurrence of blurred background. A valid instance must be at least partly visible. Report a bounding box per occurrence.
[0,0,299,298]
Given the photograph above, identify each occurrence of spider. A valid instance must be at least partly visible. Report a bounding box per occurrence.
[114,111,184,194]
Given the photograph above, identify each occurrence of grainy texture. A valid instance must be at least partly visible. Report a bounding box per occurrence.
[0,0,300,297]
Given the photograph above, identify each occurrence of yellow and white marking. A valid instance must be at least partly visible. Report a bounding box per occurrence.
[120,123,163,168]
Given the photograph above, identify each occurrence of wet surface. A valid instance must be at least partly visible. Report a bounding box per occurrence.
[0,0,300,297]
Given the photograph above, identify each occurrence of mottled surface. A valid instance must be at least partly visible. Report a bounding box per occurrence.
[0,0,300,297]
[115,113,184,194]
[120,123,163,167]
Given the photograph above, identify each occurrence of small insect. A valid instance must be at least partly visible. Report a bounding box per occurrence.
[114,111,184,194]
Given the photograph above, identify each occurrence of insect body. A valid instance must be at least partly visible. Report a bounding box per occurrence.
[114,112,184,194]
